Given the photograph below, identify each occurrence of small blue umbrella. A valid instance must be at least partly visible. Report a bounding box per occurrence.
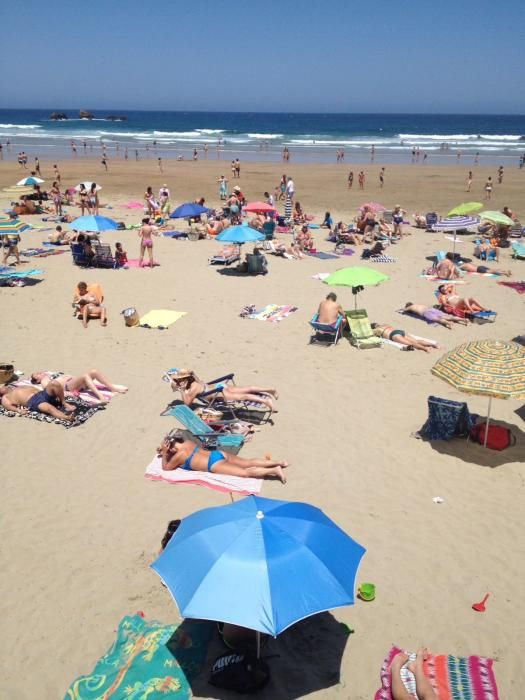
[16,176,44,186]
[215,225,265,244]
[69,215,118,232]
[151,495,366,637]
[169,202,209,219]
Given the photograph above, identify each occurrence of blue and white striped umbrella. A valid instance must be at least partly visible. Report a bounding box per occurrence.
[432,215,479,231]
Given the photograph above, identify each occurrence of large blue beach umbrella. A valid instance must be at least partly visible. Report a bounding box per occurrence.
[432,215,479,256]
[151,495,366,637]
[169,202,210,219]
[69,215,119,232]
[215,225,265,244]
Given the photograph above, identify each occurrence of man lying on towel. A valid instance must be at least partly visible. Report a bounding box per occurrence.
[30,369,128,405]
[158,433,289,483]
[0,381,76,421]
[404,303,467,328]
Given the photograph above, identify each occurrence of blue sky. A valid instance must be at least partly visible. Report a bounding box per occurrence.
[1,0,524,113]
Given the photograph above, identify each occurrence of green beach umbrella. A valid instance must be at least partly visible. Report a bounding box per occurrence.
[447,202,483,216]
[324,266,389,309]
[479,211,514,226]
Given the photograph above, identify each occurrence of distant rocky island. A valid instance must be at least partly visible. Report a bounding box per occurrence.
[49,111,127,121]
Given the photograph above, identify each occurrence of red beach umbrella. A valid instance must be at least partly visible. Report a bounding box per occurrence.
[243,201,277,214]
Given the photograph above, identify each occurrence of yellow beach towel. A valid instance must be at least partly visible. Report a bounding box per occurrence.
[139,310,187,328]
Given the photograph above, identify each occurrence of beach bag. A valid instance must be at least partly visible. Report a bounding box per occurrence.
[209,652,270,693]
[117,221,126,230]
[470,423,515,450]
[0,363,15,384]
[121,307,140,327]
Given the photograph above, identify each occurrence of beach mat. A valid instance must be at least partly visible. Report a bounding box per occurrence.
[126,258,160,268]
[162,231,188,238]
[497,280,525,294]
[145,455,262,494]
[139,310,187,328]
[20,247,66,257]
[242,304,298,322]
[0,395,103,428]
[64,613,212,699]
[0,267,44,278]
[308,251,339,260]
[374,645,499,700]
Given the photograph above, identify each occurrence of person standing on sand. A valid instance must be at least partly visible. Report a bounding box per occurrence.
[358,171,365,189]
[158,157,163,173]
[159,184,170,217]
[101,157,108,171]
[379,167,385,188]
[138,217,159,268]
[218,175,228,200]
[124,147,128,160]
[34,157,41,176]
[371,145,375,162]
[466,170,473,192]
[484,176,493,200]
[497,165,504,184]
[53,163,61,184]
[234,158,241,178]
[348,171,354,188]
[89,183,100,214]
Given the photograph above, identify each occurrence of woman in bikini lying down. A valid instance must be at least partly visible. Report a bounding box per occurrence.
[158,434,289,483]
[169,369,278,411]
[371,324,440,352]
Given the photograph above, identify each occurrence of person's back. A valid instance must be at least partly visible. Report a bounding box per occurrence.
[318,293,344,325]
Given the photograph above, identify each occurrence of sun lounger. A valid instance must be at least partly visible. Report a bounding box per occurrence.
[425,212,438,231]
[209,250,241,266]
[345,309,382,349]
[162,405,244,453]
[71,243,91,267]
[309,313,343,346]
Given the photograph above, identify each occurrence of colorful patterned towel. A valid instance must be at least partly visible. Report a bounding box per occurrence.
[64,614,212,699]
[20,247,66,257]
[375,645,499,700]
[0,267,44,278]
[242,304,298,322]
[146,455,262,495]
[0,395,103,428]
[497,280,525,294]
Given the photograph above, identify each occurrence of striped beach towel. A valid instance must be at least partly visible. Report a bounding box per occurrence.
[369,255,396,263]
[243,304,298,322]
[375,646,499,700]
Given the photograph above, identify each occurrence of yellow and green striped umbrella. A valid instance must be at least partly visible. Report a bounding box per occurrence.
[431,339,525,446]
[0,219,30,235]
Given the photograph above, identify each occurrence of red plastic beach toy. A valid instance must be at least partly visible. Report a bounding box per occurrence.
[472,594,490,612]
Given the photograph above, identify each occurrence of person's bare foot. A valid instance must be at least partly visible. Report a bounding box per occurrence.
[110,384,128,394]
[390,651,410,672]
[407,647,430,675]
[274,466,286,484]
[82,320,88,328]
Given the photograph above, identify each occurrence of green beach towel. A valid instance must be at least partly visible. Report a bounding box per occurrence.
[64,614,211,699]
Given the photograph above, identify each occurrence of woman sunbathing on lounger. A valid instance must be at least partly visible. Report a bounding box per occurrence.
[404,303,467,328]
[0,381,76,421]
[437,284,488,314]
[30,369,127,405]
[169,370,278,411]
[158,434,288,483]
[390,648,438,700]
[371,324,440,352]
[73,281,107,327]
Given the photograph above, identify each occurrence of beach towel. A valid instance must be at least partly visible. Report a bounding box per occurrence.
[139,310,187,329]
[0,266,44,278]
[374,645,499,700]
[0,395,103,428]
[381,334,438,350]
[241,304,298,322]
[312,272,330,280]
[335,247,355,256]
[307,251,339,260]
[126,258,160,268]
[14,376,114,406]
[420,274,467,283]
[162,231,188,238]
[145,455,262,495]
[20,247,66,257]
[64,613,212,699]
[497,280,525,294]
[368,255,396,263]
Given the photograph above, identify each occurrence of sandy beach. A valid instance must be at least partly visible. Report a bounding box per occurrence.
[1,155,524,699]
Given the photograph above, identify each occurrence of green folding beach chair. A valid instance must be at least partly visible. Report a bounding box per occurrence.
[345,308,382,349]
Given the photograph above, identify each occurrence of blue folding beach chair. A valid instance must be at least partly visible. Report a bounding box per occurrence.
[162,404,244,453]
[309,313,343,346]
[425,212,438,231]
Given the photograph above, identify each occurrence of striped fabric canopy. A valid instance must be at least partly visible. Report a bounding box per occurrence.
[431,340,525,399]
[284,196,292,220]
[432,215,479,231]
[0,219,30,235]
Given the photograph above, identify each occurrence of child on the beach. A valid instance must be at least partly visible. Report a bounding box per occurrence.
[115,242,128,268]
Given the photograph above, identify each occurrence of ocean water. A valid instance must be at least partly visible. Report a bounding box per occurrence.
[0,109,524,165]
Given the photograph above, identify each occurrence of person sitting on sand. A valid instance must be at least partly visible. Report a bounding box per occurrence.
[390,648,438,700]
[73,281,107,328]
[404,302,467,328]
[321,212,333,229]
[169,369,278,412]
[0,380,77,421]
[437,284,488,314]
[335,221,363,245]
[413,212,427,229]
[158,433,288,483]
[371,324,440,352]
[296,224,314,251]
[318,292,347,326]
[30,369,127,405]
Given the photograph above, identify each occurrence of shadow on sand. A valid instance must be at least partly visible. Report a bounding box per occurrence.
[187,612,351,700]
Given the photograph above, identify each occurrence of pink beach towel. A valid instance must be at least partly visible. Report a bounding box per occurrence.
[145,455,262,495]
[126,259,160,268]
[375,645,499,700]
